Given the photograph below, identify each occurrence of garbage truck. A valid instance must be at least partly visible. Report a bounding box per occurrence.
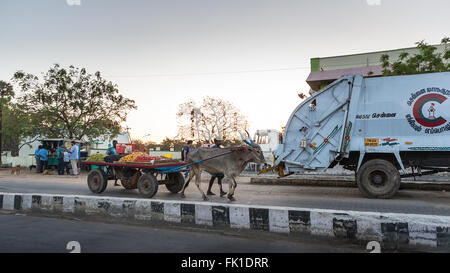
[274,71,450,199]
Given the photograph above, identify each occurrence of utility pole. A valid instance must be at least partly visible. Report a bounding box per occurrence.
[125,126,131,143]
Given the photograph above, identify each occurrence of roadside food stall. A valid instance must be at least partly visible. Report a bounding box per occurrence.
[38,138,87,170]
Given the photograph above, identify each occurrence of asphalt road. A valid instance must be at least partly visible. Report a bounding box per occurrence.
[0,214,364,253]
[1,170,450,216]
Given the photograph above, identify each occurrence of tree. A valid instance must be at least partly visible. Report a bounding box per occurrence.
[0,81,15,163]
[176,97,249,144]
[144,140,158,150]
[159,137,186,151]
[0,81,39,160]
[380,38,450,76]
[12,64,137,140]
[2,103,38,157]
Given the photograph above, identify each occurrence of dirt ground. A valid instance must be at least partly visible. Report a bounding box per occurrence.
[0,167,88,182]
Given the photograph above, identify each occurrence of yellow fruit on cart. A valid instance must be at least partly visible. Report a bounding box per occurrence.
[118,152,146,162]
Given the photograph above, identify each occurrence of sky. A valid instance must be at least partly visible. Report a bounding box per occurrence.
[1,0,449,142]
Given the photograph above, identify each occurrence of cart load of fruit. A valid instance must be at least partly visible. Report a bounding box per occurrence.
[86,153,107,162]
[133,155,164,162]
[118,152,147,162]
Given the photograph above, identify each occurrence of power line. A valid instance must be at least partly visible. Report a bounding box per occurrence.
[103,61,386,79]
[105,66,311,78]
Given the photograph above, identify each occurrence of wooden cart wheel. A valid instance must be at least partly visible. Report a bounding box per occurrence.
[165,172,185,193]
[87,169,108,194]
[137,173,159,198]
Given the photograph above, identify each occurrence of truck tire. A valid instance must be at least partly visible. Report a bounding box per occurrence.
[137,173,159,198]
[165,172,185,193]
[87,169,108,194]
[357,159,400,199]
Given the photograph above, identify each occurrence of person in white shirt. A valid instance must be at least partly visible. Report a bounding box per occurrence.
[63,150,70,175]
[67,141,79,175]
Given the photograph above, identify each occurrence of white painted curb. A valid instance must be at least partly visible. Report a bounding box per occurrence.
[1,192,449,249]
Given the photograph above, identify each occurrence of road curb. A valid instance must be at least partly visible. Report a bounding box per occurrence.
[1,192,449,250]
[250,177,450,191]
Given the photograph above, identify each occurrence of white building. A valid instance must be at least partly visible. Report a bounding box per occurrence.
[87,132,131,154]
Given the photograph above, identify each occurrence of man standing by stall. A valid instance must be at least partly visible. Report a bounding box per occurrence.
[63,149,70,175]
[67,141,79,176]
[56,143,65,175]
[34,145,42,173]
[38,146,49,173]
[78,142,81,174]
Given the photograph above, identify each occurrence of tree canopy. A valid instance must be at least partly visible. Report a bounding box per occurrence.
[0,81,14,102]
[176,97,248,144]
[0,81,16,160]
[0,81,35,158]
[12,64,137,140]
[1,102,37,156]
[381,38,450,76]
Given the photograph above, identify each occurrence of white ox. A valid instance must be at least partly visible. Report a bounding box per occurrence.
[180,133,265,201]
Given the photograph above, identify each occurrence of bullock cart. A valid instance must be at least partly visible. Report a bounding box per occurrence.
[82,148,241,198]
[82,160,189,198]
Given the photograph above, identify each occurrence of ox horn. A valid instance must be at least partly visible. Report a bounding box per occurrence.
[240,131,255,147]
[239,132,253,146]
[245,130,256,146]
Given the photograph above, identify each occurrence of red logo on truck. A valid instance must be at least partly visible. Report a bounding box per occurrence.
[406,88,450,134]
[412,93,447,127]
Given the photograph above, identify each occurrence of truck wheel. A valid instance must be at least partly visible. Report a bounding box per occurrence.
[165,172,185,193]
[357,159,400,199]
[137,173,159,198]
[87,169,108,194]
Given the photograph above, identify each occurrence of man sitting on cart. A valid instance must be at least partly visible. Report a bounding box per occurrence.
[106,140,120,185]
[107,140,119,155]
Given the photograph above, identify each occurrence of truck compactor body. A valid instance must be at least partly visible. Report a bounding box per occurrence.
[274,72,450,198]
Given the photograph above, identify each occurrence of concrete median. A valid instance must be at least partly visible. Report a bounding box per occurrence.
[250,175,450,191]
[1,192,449,251]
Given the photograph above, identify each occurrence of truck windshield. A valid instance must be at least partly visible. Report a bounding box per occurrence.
[256,135,269,144]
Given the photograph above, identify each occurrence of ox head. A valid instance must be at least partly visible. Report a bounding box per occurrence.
[240,130,265,164]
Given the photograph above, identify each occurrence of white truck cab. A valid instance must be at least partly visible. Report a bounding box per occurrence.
[254,129,282,167]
